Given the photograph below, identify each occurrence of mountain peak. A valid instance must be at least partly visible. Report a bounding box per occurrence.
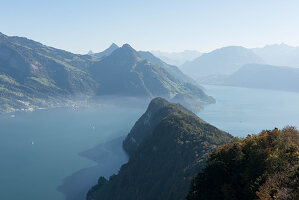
[0,32,8,40]
[110,43,119,48]
[92,43,119,58]
[105,43,119,51]
[96,43,141,67]
[121,43,134,50]
[104,43,119,52]
[147,97,171,112]
[110,43,139,58]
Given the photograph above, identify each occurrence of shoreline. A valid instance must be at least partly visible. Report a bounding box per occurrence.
[57,136,129,200]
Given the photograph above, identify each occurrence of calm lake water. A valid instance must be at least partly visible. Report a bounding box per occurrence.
[1,86,299,200]
[0,105,144,200]
[199,85,299,137]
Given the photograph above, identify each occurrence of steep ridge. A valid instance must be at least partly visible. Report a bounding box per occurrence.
[87,98,232,200]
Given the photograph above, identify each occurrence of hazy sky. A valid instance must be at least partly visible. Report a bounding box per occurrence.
[1,0,299,54]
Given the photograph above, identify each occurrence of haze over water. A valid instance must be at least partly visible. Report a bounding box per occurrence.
[0,105,144,200]
[1,86,299,200]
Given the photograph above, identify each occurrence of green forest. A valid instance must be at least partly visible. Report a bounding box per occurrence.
[187,126,299,200]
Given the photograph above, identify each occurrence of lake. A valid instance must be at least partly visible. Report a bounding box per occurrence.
[0,105,144,200]
[199,85,299,137]
[1,86,299,200]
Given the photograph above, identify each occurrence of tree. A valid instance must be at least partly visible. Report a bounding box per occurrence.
[187,126,299,200]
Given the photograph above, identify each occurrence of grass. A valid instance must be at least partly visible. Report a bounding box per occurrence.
[0,74,20,86]
[29,77,58,88]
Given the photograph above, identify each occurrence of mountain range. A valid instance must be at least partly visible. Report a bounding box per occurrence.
[178,44,299,92]
[89,45,198,86]
[0,32,214,113]
[200,63,299,93]
[151,50,202,66]
[87,97,232,200]
[180,46,264,80]
[252,43,299,68]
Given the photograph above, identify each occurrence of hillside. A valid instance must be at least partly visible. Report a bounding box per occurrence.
[201,64,299,93]
[138,51,199,86]
[87,98,232,200]
[0,33,213,113]
[180,46,263,80]
[187,126,299,200]
[88,44,215,110]
[0,32,97,112]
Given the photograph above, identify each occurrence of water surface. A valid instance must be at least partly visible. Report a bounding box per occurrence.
[0,105,143,200]
[199,85,299,137]
[1,86,299,200]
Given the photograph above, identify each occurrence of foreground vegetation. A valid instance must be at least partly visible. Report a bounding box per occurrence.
[187,126,299,200]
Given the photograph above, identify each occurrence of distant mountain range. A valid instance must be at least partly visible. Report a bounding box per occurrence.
[178,44,299,93]
[0,32,213,113]
[200,63,299,93]
[252,43,299,68]
[87,97,232,200]
[151,50,202,66]
[180,46,264,80]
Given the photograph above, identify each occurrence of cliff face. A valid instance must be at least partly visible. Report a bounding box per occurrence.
[87,98,232,200]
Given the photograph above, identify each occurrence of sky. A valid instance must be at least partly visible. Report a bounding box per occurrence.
[1,0,299,54]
